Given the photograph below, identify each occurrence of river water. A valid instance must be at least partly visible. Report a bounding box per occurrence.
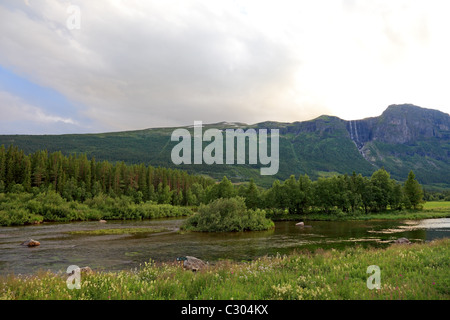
[0,218,449,275]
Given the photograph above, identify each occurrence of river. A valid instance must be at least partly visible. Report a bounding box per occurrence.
[0,218,449,275]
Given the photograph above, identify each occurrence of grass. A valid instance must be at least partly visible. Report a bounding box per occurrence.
[1,239,448,300]
[423,201,450,210]
[68,227,170,236]
[269,201,450,222]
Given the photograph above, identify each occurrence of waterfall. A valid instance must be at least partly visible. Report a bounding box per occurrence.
[349,120,354,140]
[349,120,372,163]
[353,120,359,143]
[349,120,362,150]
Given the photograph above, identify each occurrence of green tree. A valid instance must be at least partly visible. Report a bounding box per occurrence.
[283,175,300,213]
[217,176,235,199]
[312,177,334,213]
[244,179,260,210]
[403,170,424,209]
[185,189,198,206]
[172,190,184,206]
[370,168,392,212]
[266,179,285,210]
[0,145,5,183]
[157,183,172,204]
[390,181,403,210]
[297,174,313,213]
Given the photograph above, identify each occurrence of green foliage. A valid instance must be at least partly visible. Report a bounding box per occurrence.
[182,197,274,232]
[0,145,432,225]
[403,170,424,209]
[0,190,192,226]
[0,144,214,206]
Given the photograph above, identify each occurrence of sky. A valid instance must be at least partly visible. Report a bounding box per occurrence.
[0,0,449,134]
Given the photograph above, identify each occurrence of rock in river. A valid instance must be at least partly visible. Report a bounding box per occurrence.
[295,222,304,226]
[21,239,40,247]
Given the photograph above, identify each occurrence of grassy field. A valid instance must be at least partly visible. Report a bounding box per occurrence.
[423,201,450,210]
[1,239,448,300]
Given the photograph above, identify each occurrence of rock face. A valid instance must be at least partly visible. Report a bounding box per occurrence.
[181,256,207,272]
[346,104,450,145]
[21,239,40,247]
[394,237,411,244]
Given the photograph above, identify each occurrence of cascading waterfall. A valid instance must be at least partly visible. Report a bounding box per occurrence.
[353,120,359,144]
[349,120,354,140]
[348,120,361,148]
[348,120,372,162]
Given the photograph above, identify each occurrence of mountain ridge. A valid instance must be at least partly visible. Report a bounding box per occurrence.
[1,104,449,189]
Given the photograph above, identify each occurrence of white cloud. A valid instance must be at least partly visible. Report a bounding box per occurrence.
[0,90,81,133]
[0,0,449,134]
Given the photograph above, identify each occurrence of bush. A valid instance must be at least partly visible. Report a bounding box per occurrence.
[182,197,274,232]
[0,190,194,226]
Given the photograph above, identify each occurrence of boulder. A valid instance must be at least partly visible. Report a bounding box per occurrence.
[68,266,93,275]
[179,256,207,272]
[295,222,304,227]
[99,220,107,223]
[394,237,411,244]
[21,239,40,247]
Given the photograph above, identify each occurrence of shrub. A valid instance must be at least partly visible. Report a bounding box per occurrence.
[182,197,274,232]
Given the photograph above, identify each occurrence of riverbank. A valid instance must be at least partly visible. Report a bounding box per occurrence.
[2,189,449,227]
[1,238,448,300]
[268,201,450,222]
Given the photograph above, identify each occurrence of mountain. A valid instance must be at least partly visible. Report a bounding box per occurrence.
[1,104,449,189]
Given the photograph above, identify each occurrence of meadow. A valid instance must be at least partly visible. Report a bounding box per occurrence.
[1,238,448,300]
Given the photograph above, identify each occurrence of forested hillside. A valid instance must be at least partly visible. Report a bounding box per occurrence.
[0,104,448,188]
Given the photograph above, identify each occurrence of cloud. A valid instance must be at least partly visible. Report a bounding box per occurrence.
[0,0,449,134]
[0,90,85,134]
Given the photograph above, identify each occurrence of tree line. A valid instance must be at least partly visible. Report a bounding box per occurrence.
[0,145,424,214]
[205,168,424,214]
[0,145,214,205]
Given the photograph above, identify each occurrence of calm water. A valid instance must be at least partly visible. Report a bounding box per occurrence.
[0,218,449,275]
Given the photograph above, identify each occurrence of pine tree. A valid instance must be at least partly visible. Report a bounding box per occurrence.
[245,179,260,209]
[22,156,32,191]
[216,176,235,199]
[0,145,6,183]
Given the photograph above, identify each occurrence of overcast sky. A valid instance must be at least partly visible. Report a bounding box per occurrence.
[1,0,449,134]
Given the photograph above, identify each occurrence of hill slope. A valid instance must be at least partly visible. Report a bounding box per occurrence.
[1,104,449,188]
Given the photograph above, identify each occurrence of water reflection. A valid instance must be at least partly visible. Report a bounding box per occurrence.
[0,218,448,275]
